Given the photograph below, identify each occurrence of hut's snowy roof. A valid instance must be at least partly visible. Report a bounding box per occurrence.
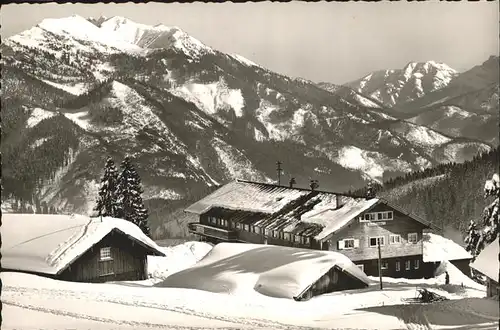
[470,238,499,282]
[1,214,165,275]
[422,233,473,263]
[156,242,369,299]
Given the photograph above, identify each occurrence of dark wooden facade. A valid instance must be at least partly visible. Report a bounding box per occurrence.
[57,230,160,283]
[325,203,430,278]
[294,265,368,301]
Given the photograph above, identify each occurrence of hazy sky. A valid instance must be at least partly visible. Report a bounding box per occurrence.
[1,2,498,84]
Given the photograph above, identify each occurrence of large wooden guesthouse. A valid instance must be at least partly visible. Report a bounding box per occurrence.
[186,180,440,278]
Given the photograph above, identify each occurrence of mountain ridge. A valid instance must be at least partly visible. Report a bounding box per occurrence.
[1,15,495,239]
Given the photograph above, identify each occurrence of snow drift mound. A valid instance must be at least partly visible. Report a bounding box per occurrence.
[155,243,369,299]
[148,241,213,279]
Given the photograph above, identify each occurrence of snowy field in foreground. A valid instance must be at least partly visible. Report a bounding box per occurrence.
[2,241,499,330]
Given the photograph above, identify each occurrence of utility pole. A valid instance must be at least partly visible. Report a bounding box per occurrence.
[276,161,283,186]
[378,240,383,290]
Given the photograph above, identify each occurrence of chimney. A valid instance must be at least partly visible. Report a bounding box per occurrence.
[289,177,296,188]
[310,179,319,191]
[336,195,344,209]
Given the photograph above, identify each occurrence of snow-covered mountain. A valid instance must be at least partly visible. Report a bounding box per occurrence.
[398,56,499,145]
[317,82,386,109]
[1,15,493,238]
[341,56,499,146]
[346,61,458,108]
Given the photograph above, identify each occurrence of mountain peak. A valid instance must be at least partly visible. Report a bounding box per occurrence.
[15,15,212,59]
[347,60,458,107]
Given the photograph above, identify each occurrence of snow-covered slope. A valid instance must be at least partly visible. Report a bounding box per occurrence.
[347,61,458,107]
[147,241,213,280]
[397,56,499,115]
[99,16,214,58]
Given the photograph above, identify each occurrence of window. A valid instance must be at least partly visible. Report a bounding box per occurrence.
[405,260,411,270]
[244,224,250,231]
[381,261,388,270]
[378,211,393,221]
[99,247,112,260]
[369,236,385,247]
[304,237,310,245]
[414,260,420,269]
[235,223,241,229]
[265,229,270,236]
[294,235,301,243]
[338,239,359,250]
[361,213,377,222]
[254,227,261,234]
[408,233,418,244]
[272,230,278,238]
[360,211,394,222]
[284,233,291,240]
[208,217,216,224]
[344,239,355,249]
[389,234,401,244]
[396,261,401,272]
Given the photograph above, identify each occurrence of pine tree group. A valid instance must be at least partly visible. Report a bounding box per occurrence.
[465,173,499,258]
[94,156,151,238]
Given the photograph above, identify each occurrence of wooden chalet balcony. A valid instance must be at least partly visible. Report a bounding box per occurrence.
[188,223,238,241]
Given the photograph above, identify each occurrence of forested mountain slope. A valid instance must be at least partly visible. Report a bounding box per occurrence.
[353,147,500,239]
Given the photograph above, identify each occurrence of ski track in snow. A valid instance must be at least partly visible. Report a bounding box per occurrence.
[3,286,317,330]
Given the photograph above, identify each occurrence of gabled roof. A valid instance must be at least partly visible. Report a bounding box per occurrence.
[156,242,369,299]
[470,237,499,282]
[185,180,434,241]
[1,214,165,275]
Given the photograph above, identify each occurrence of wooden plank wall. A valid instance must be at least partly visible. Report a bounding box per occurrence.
[326,204,426,262]
[60,231,148,282]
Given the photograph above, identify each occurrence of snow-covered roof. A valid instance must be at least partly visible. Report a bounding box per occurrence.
[185,180,433,241]
[422,233,473,263]
[156,242,369,299]
[470,238,499,282]
[305,198,380,241]
[184,180,312,215]
[1,214,165,275]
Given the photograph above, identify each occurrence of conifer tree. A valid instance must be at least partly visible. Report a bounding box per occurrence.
[465,173,499,258]
[115,156,151,237]
[94,157,119,218]
[464,220,480,256]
